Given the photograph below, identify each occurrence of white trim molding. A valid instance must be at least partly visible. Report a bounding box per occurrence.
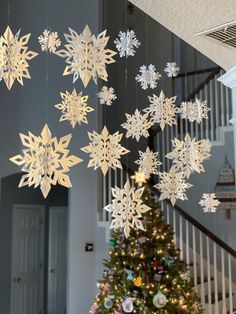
[218,66,236,89]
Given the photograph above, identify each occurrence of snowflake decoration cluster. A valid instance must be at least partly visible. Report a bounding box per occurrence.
[199,193,220,213]
[114,30,140,58]
[98,86,117,106]
[179,98,211,123]
[38,29,61,53]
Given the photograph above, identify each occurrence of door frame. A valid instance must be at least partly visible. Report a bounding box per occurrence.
[10,204,45,314]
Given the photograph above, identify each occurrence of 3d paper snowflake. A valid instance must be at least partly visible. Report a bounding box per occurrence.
[114,30,140,57]
[81,126,129,176]
[10,124,82,198]
[164,62,180,77]
[155,167,192,205]
[55,89,94,128]
[56,25,116,87]
[135,147,161,177]
[143,91,178,130]
[131,170,148,187]
[199,193,220,213]
[179,99,210,123]
[98,86,117,106]
[121,109,152,142]
[38,29,61,53]
[166,133,211,179]
[105,180,151,238]
[135,64,161,90]
[0,26,38,90]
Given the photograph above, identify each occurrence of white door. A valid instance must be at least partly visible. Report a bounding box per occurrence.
[11,205,44,314]
[48,207,68,314]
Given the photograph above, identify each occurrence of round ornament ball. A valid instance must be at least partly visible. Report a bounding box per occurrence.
[122,297,134,313]
[153,290,167,309]
[104,297,113,309]
[134,276,142,287]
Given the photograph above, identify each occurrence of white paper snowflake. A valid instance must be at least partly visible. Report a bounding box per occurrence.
[121,109,152,142]
[55,89,94,128]
[135,64,161,90]
[98,86,117,106]
[155,167,192,205]
[179,99,210,123]
[166,133,211,179]
[114,30,140,58]
[164,62,180,77]
[135,147,161,177]
[38,29,61,53]
[143,91,178,130]
[55,25,116,87]
[105,180,151,238]
[81,126,129,176]
[199,193,220,213]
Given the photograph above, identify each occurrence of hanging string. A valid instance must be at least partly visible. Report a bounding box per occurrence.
[7,0,10,26]
[45,0,50,126]
[125,0,129,178]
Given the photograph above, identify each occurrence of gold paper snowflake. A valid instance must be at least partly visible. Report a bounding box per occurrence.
[179,99,210,123]
[135,147,161,177]
[131,170,148,187]
[155,167,192,205]
[105,180,151,238]
[199,193,220,213]
[0,26,38,90]
[143,91,178,130]
[98,86,117,106]
[10,124,82,198]
[81,126,129,176]
[55,89,94,128]
[56,25,116,87]
[166,133,211,178]
[38,29,61,53]
[121,109,152,142]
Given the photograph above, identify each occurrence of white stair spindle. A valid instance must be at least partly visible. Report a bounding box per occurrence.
[213,243,219,314]
[179,215,183,260]
[192,225,198,292]
[166,204,170,224]
[103,174,107,221]
[206,237,212,314]
[173,209,176,244]
[220,69,225,127]
[226,87,230,125]
[204,84,210,140]
[221,248,226,314]
[186,220,190,266]
[228,253,233,314]
[210,79,215,141]
[214,75,219,140]
[199,89,204,139]
[199,232,205,308]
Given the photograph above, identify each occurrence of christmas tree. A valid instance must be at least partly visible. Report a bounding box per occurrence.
[90,184,202,313]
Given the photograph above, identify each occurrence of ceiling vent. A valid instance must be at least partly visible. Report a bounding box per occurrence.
[196,21,236,49]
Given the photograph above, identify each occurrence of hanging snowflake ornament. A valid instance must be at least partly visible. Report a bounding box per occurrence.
[0,26,38,90]
[38,29,61,53]
[179,98,210,123]
[55,25,116,87]
[143,91,178,130]
[164,62,180,77]
[135,64,161,90]
[10,124,82,198]
[55,89,94,128]
[166,133,211,178]
[114,30,140,57]
[97,86,117,106]
[105,180,151,238]
[199,193,220,213]
[135,147,161,177]
[121,109,152,142]
[131,170,148,187]
[155,166,192,206]
[81,126,129,176]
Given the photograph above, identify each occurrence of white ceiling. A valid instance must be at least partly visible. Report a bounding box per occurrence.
[129,0,236,70]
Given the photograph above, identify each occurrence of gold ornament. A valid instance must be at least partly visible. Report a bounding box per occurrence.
[131,170,148,187]
[134,276,142,287]
[10,124,82,198]
[55,89,94,128]
[81,126,129,176]
[56,25,116,87]
[0,26,38,90]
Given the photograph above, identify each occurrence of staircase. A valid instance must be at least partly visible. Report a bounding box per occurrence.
[98,67,236,313]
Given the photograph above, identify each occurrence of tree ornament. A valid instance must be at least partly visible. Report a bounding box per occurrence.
[104,297,113,309]
[154,273,162,282]
[122,297,134,313]
[135,64,161,90]
[164,62,180,77]
[126,270,134,281]
[109,238,117,247]
[10,124,82,198]
[199,193,220,213]
[151,258,158,269]
[179,98,210,123]
[162,255,174,267]
[55,25,116,87]
[38,29,61,53]
[134,276,142,287]
[155,166,192,205]
[153,290,167,308]
[55,89,94,128]
[114,30,140,57]
[143,91,178,130]
[135,147,161,177]
[97,86,117,106]
[89,302,99,314]
[81,126,129,176]
[105,180,151,238]
[121,109,152,142]
[0,26,38,90]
